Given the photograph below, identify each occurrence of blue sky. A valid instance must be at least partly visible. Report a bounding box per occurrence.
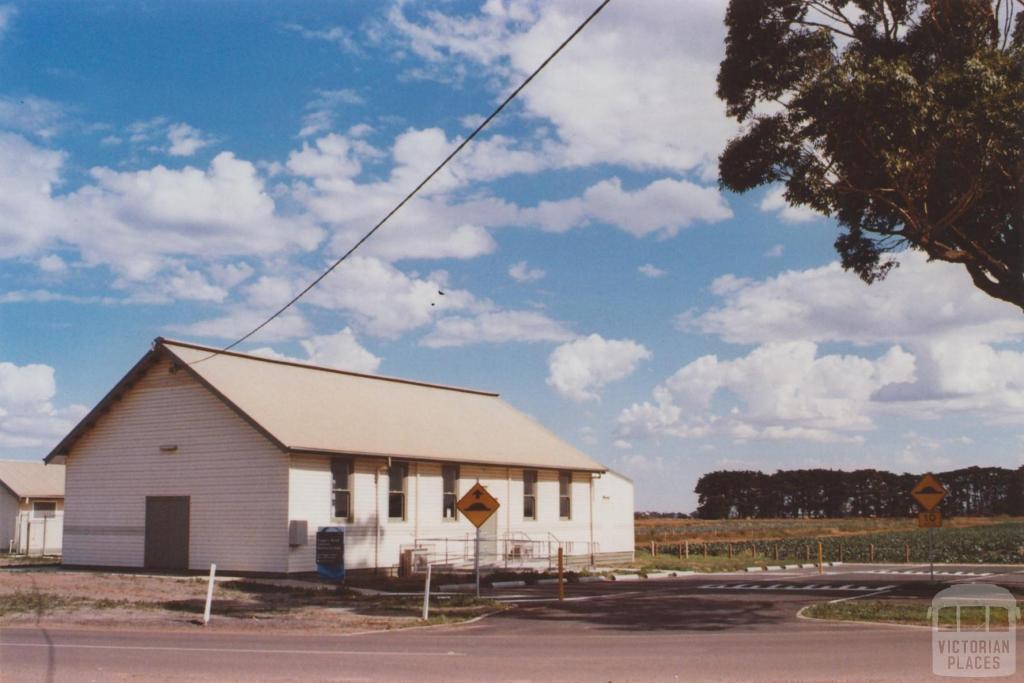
[1,1,1021,512]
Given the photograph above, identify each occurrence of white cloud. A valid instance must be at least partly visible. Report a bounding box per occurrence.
[304,257,481,338]
[176,256,482,345]
[0,134,324,286]
[390,0,734,174]
[547,334,651,402]
[167,123,215,157]
[250,327,381,374]
[759,185,820,223]
[284,23,363,54]
[508,260,545,283]
[66,152,323,278]
[37,254,67,274]
[172,307,311,343]
[300,328,381,373]
[290,129,518,262]
[683,251,1024,347]
[522,177,731,237]
[126,116,169,144]
[208,262,255,289]
[655,252,1024,437]
[0,5,15,41]
[0,95,64,139]
[618,342,915,443]
[422,310,573,348]
[286,133,366,180]
[152,264,228,303]
[638,264,666,278]
[299,89,365,138]
[0,359,86,451]
[764,244,784,258]
[0,133,66,258]
[289,129,727,265]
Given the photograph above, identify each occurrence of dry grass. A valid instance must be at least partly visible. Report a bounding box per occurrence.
[0,569,499,632]
[634,516,1012,544]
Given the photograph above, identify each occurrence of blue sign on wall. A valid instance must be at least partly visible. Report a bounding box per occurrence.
[315,527,345,581]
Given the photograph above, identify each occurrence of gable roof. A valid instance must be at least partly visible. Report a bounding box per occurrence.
[47,338,607,473]
[0,460,65,498]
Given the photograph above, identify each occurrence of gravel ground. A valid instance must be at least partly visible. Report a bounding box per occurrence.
[0,568,496,633]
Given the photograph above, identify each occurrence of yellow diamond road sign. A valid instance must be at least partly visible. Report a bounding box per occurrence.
[911,473,947,511]
[457,483,500,528]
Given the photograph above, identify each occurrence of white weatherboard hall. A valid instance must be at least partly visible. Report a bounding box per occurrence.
[0,460,65,555]
[46,339,634,574]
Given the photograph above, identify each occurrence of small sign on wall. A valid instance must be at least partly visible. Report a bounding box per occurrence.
[316,527,345,581]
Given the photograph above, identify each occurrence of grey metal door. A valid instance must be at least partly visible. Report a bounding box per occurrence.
[144,496,190,570]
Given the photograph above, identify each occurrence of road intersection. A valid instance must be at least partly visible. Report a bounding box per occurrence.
[2,564,1022,682]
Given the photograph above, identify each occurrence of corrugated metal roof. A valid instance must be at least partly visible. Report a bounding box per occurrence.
[52,338,606,472]
[0,460,65,498]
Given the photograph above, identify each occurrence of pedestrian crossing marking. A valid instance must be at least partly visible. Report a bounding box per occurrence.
[864,569,992,577]
[697,583,894,592]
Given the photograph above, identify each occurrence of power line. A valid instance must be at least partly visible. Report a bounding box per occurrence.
[191,0,613,365]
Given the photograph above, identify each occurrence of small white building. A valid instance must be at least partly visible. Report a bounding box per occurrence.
[46,338,634,574]
[0,460,65,555]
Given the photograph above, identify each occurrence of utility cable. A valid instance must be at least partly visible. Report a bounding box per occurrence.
[190,0,613,364]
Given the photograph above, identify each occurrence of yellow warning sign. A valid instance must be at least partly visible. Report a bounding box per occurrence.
[456,483,500,528]
[911,473,947,512]
[918,510,942,528]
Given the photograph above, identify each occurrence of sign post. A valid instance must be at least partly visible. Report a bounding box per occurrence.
[911,474,947,583]
[456,483,500,599]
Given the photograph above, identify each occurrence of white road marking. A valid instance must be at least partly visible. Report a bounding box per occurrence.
[696,583,894,592]
[0,641,465,657]
[864,569,993,577]
[827,586,896,605]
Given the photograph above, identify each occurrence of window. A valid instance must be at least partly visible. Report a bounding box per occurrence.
[442,465,458,520]
[523,470,537,520]
[388,462,407,520]
[32,501,56,519]
[559,472,572,519]
[331,459,352,520]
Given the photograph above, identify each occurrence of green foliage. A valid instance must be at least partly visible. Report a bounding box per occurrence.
[718,0,1024,309]
[693,466,1024,519]
[805,599,1024,626]
[644,521,1024,565]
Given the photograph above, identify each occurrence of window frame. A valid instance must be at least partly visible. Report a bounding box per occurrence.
[559,471,572,520]
[523,469,537,521]
[330,458,353,522]
[32,501,57,519]
[442,464,459,521]
[388,461,408,521]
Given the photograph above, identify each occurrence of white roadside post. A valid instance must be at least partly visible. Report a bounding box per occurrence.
[203,563,217,626]
[422,562,433,621]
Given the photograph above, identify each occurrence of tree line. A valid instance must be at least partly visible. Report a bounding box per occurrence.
[694,466,1024,519]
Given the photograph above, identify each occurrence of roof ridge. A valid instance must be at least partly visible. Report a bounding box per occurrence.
[155,337,500,398]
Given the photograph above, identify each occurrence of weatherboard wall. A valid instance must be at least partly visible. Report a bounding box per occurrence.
[286,457,603,573]
[63,357,290,573]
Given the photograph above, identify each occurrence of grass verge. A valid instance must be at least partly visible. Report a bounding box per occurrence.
[633,549,764,573]
[803,599,1023,628]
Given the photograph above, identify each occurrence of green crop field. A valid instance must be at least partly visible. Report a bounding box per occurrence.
[634,517,1024,566]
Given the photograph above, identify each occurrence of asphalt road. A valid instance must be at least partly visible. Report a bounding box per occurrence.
[3,563,1022,683]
